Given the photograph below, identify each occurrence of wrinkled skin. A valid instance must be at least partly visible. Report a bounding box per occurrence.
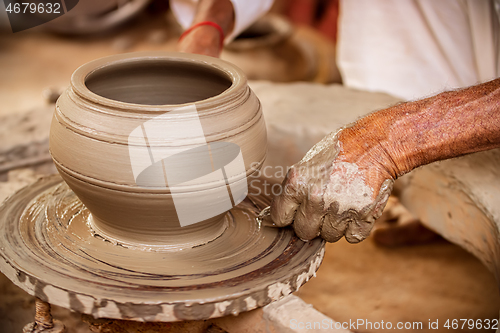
[270,129,394,243]
[271,78,500,243]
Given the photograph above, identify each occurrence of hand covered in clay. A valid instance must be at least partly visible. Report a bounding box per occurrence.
[270,78,500,243]
[270,128,395,243]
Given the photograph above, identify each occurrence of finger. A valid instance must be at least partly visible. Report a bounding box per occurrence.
[343,179,394,243]
[370,179,394,221]
[320,206,349,243]
[270,167,304,227]
[270,191,300,227]
[344,219,373,243]
[293,192,325,241]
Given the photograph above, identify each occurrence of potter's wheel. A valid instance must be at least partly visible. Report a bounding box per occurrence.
[0,175,325,322]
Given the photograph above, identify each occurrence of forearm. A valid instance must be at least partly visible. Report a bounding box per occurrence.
[191,0,235,36]
[339,78,500,179]
[177,0,235,57]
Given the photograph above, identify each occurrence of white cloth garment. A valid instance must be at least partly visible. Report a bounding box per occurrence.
[337,0,500,100]
[170,0,274,43]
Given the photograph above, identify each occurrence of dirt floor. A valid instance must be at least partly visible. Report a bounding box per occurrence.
[0,11,499,333]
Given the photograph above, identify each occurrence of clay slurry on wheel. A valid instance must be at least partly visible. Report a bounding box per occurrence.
[128,105,247,227]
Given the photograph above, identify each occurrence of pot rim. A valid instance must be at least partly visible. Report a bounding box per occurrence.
[226,14,293,51]
[70,51,247,112]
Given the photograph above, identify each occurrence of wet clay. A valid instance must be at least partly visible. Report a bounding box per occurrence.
[0,52,325,321]
[271,129,393,243]
[0,175,325,321]
[49,52,267,246]
[85,60,232,105]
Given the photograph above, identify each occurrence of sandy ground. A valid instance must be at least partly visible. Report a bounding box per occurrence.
[0,11,498,333]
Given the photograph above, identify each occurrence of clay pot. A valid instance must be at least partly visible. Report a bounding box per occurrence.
[222,14,341,84]
[49,52,267,248]
[222,14,310,82]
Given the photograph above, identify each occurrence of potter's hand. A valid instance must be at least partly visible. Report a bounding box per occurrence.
[177,0,234,58]
[270,78,500,243]
[270,128,395,243]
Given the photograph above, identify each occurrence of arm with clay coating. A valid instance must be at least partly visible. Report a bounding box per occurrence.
[270,78,500,243]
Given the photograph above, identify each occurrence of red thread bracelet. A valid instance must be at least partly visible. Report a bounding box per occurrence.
[179,21,225,50]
